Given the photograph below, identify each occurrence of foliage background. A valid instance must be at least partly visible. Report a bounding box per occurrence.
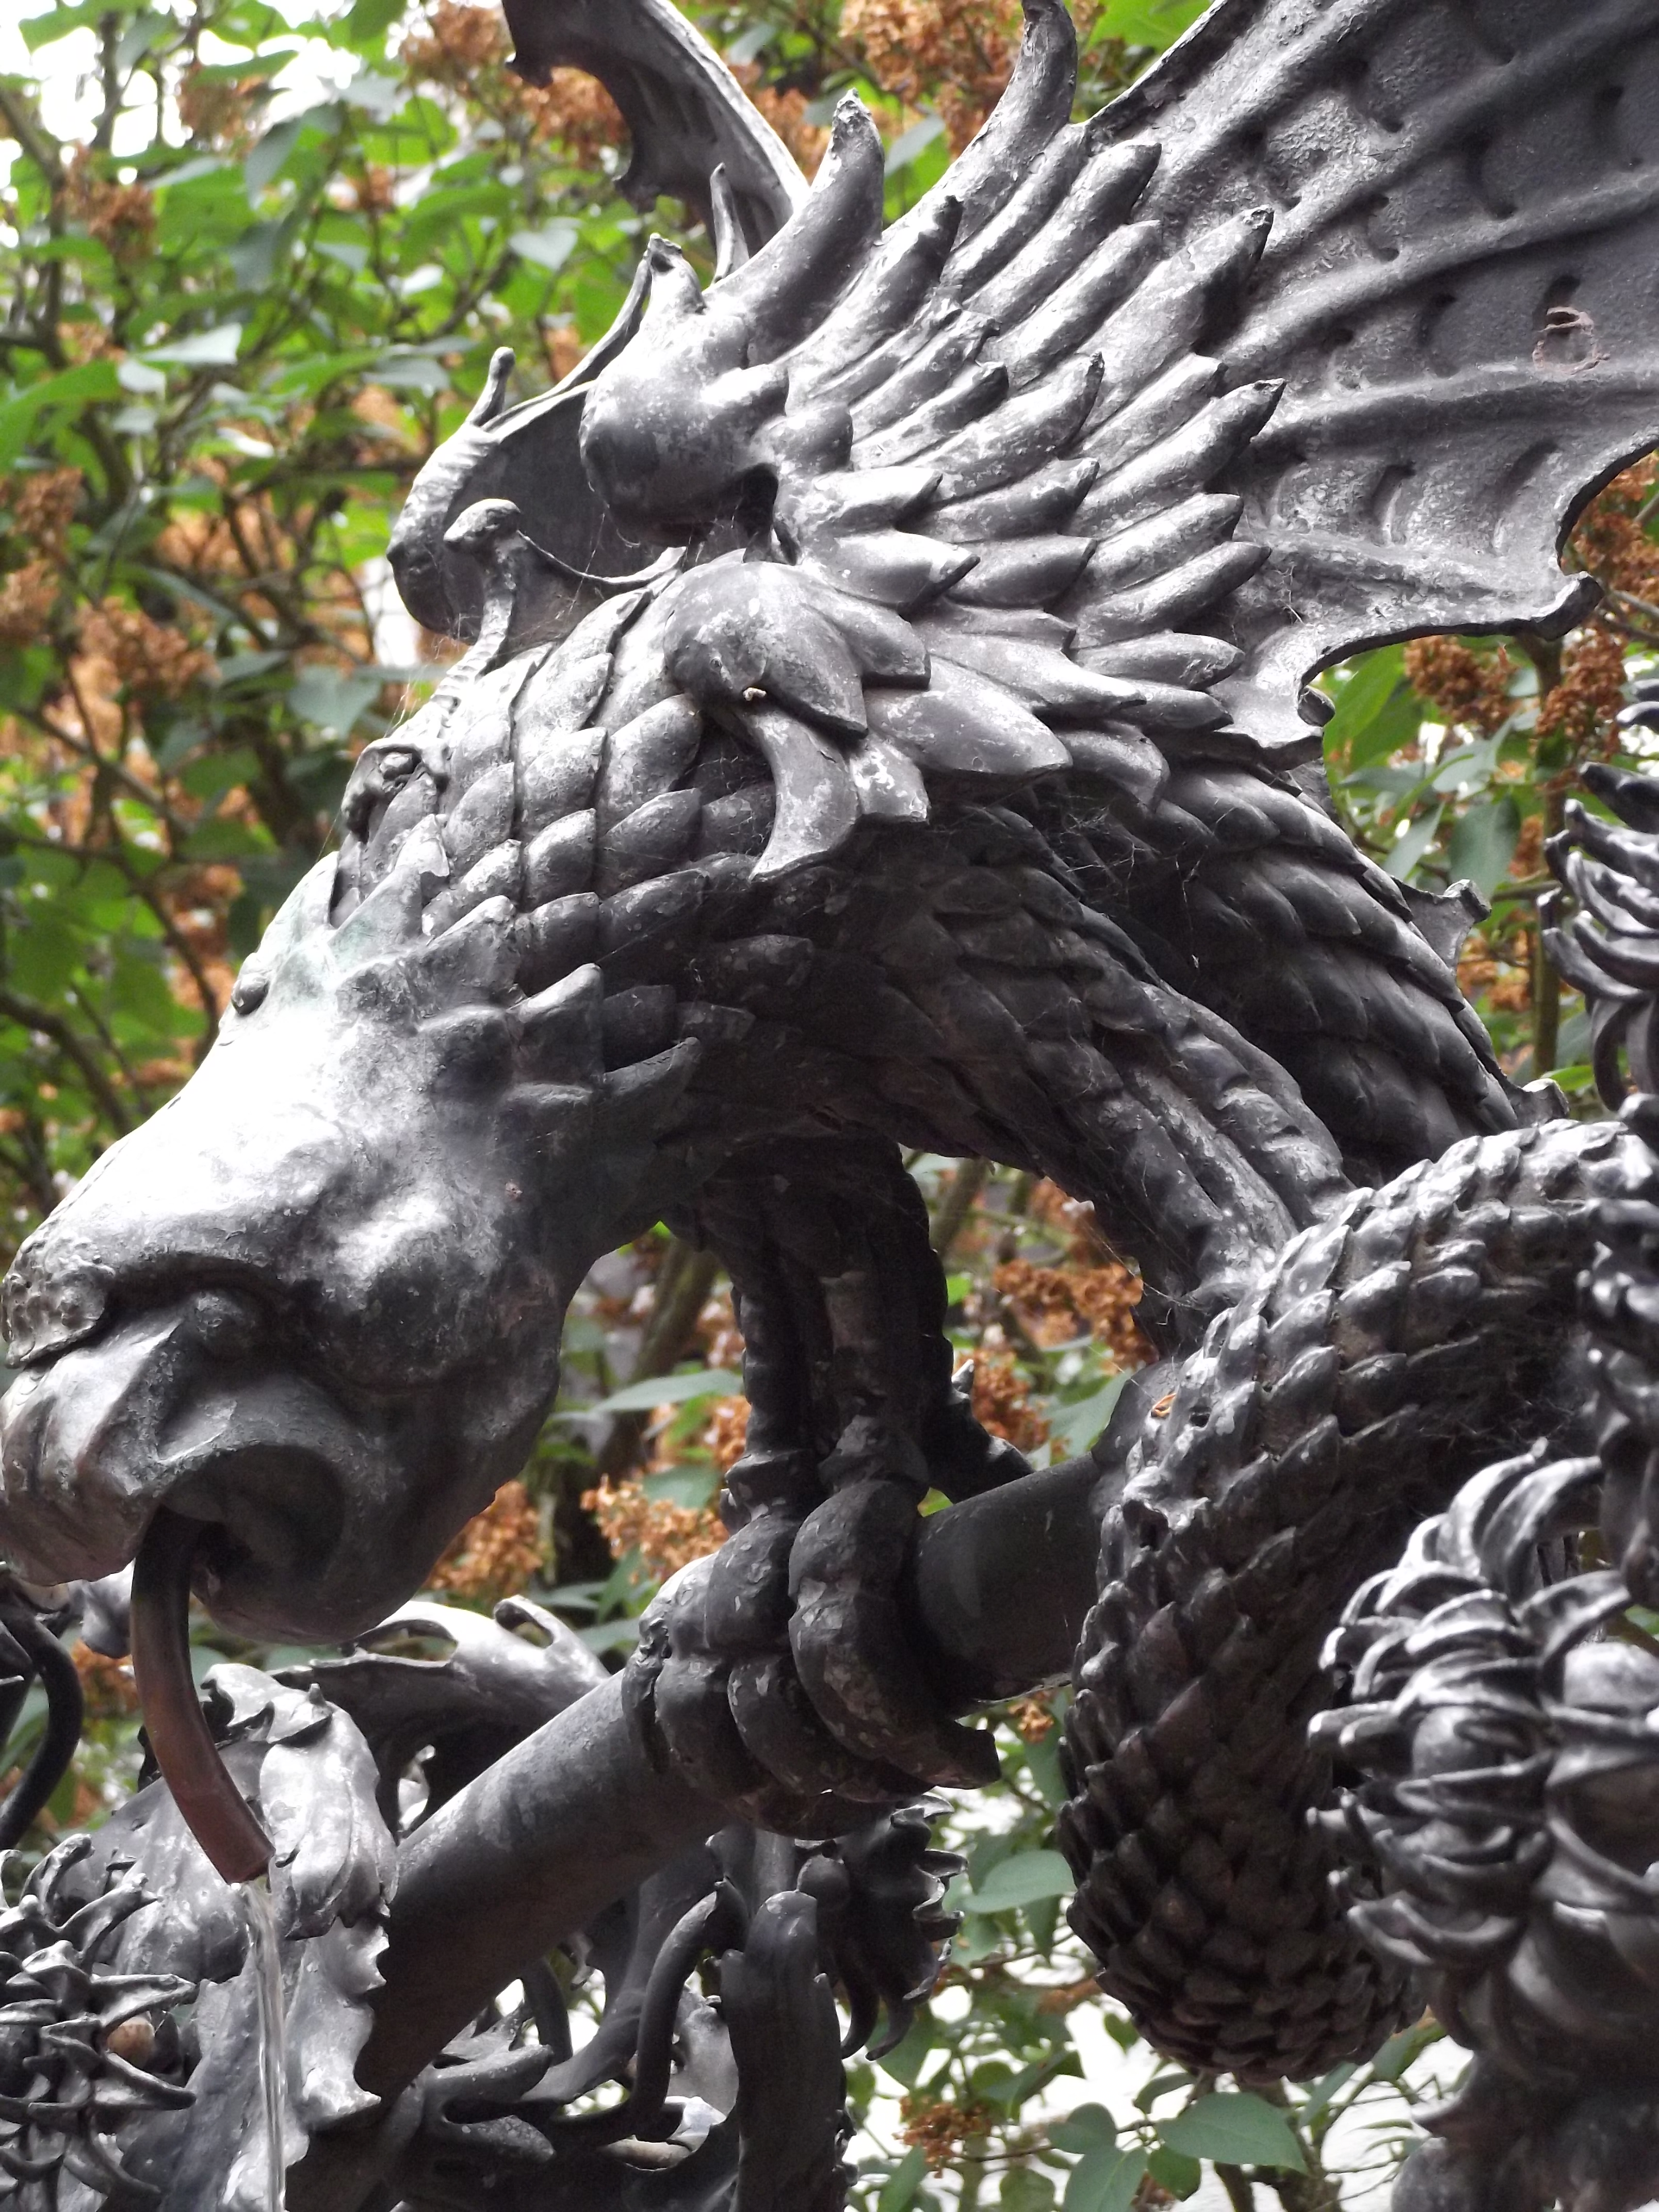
[0,0,1652,2204]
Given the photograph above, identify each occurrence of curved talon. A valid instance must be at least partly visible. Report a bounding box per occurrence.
[626,1479,998,1819]
[726,1653,910,1808]
[789,1482,1000,1788]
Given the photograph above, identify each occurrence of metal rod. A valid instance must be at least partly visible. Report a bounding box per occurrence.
[345,1454,1104,2105]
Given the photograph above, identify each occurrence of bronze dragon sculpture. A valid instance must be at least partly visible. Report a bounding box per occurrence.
[4,0,1659,2203]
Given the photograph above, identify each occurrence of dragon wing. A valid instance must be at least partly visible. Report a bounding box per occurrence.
[746,0,1659,765]
[499,0,806,246]
[564,0,1659,1176]
[390,0,809,645]
[1110,0,1659,750]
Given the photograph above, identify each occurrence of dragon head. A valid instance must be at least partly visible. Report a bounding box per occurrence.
[0,742,708,1641]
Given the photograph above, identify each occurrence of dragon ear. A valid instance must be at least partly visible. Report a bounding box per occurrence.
[386,353,652,650]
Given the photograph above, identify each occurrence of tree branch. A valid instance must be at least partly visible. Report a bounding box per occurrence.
[0,988,131,1135]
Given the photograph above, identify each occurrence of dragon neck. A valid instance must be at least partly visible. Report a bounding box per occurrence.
[642,806,1355,1348]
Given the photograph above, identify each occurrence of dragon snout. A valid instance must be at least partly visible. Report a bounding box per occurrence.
[0,1286,410,1642]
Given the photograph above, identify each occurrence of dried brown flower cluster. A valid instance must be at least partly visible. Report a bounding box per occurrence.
[994,1256,1149,1370]
[841,0,1020,150]
[1569,456,1659,610]
[1457,930,1532,1017]
[66,150,155,263]
[72,1641,138,1721]
[349,165,399,215]
[1008,1690,1055,1742]
[1401,637,1514,737]
[8,469,82,551]
[427,1478,545,1604]
[701,1395,750,1473]
[899,2087,994,2169]
[176,68,262,151]
[1510,814,1545,883]
[731,65,829,176]
[1536,623,1629,753]
[79,601,213,702]
[970,1352,1049,1455]
[517,71,628,167]
[0,562,58,646]
[403,1,624,163]
[582,1475,726,1579]
[401,0,510,82]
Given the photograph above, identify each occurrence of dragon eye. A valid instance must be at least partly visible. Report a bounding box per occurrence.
[375,746,421,786]
[230,968,268,1016]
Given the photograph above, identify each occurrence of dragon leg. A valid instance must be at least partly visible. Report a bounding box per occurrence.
[626,1132,1021,1831]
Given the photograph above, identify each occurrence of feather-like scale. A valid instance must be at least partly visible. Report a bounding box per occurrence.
[941,121,1096,298]
[1076,382,1283,535]
[926,458,1099,543]
[988,223,1164,390]
[853,363,1010,472]
[848,316,998,443]
[968,148,1162,330]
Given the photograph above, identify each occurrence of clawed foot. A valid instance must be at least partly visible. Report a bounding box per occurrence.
[624,1426,998,1833]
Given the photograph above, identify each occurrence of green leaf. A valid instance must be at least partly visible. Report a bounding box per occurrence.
[0,361,122,467]
[1369,2021,1441,2083]
[1385,804,1443,882]
[885,115,945,175]
[986,2047,1078,2112]
[1158,2093,1307,2174]
[1446,794,1520,898]
[245,116,305,194]
[999,2171,1056,2212]
[578,1616,641,1654]
[117,357,168,395]
[1047,1376,1126,1458]
[1049,2106,1117,2155]
[641,1466,720,1510]
[511,220,579,272]
[576,1368,743,1417]
[1146,2146,1202,2199]
[963,1850,1075,1914]
[877,2017,937,2089]
[23,1,143,52]
[1023,1890,1061,1953]
[375,351,451,394]
[1295,2063,1357,2128]
[1324,645,1423,770]
[1098,0,1208,49]
[879,2148,929,2212]
[143,324,243,367]
[1062,2147,1146,2212]
[288,664,382,735]
[346,0,406,40]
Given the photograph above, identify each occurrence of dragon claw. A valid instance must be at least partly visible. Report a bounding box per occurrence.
[624,1470,996,1825]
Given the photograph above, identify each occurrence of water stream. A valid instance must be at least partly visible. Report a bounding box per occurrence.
[240,1878,288,2212]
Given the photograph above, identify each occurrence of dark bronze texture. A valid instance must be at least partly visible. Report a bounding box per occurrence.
[2,1,1659,2204]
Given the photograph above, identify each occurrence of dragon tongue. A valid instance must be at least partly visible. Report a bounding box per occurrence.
[129,1507,272,1886]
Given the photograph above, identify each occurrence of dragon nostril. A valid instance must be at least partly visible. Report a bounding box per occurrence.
[188,1288,265,1362]
[2,1257,113,1366]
